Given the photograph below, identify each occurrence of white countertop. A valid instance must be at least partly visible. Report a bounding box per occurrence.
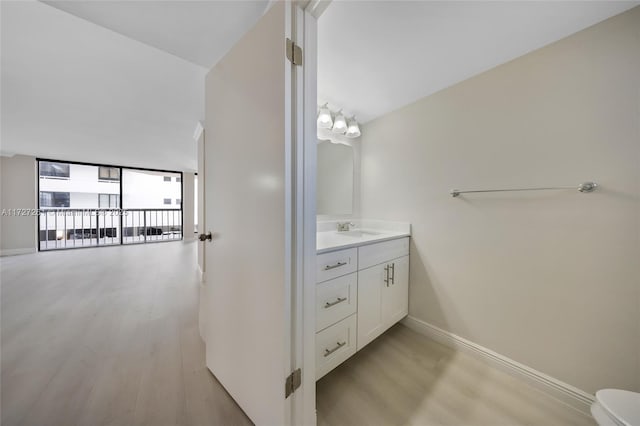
[316,220,411,253]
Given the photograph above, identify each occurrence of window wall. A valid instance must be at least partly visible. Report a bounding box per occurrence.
[38,159,182,250]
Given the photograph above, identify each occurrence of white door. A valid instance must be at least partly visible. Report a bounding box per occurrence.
[202,2,301,424]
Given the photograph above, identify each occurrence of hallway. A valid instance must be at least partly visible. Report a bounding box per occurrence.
[0,242,251,426]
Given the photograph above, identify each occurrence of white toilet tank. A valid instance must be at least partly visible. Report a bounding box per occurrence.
[592,389,640,426]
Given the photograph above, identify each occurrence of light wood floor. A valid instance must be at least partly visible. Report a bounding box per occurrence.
[317,324,595,426]
[1,241,251,426]
[2,243,595,426]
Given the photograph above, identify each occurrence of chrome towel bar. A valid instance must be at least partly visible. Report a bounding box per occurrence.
[450,182,597,198]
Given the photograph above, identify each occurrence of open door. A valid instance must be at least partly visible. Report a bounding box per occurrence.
[201,2,310,424]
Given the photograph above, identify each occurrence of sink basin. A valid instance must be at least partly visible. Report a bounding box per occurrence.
[337,230,381,238]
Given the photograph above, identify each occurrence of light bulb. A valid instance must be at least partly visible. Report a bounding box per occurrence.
[345,117,361,138]
[317,103,333,129]
[332,110,347,134]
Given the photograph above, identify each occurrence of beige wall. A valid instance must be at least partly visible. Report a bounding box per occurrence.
[360,7,640,394]
[0,155,37,255]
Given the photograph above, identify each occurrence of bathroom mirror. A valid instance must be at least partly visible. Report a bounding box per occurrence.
[317,140,354,215]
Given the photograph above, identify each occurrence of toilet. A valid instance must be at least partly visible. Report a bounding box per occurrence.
[591,389,640,426]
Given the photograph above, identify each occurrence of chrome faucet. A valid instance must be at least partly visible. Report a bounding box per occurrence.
[336,222,355,232]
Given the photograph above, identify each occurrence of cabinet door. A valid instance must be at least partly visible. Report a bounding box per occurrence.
[357,263,386,351]
[382,256,409,328]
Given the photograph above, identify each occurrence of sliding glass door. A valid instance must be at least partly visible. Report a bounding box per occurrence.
[121,168,182,244]
[37,159,183,251]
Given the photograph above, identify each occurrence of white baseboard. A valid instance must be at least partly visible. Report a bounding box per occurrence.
[0,248,36,257]
[402,316,595,415]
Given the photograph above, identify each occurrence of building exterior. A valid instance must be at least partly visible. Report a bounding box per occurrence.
[38,160,183,249]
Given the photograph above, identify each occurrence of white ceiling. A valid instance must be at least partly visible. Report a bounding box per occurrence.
[318,1,639,123]
[41,0,270,68]
[3,1,638,172]
[1,0,206,172]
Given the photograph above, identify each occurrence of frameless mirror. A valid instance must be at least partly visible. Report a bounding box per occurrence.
[317,140,354,215]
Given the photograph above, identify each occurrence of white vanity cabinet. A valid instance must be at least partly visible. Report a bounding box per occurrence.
[315,236,409,379]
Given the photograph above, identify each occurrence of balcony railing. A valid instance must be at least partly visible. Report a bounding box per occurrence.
[39,208,182,251]
[122,209,183,244]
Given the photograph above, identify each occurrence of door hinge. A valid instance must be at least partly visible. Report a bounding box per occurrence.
[285,368,302,398]
[286,38,303,66]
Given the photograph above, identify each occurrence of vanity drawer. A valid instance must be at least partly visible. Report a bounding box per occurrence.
[316,273,357,332]
[316,313,357,380]
[358,237,409,270]
[316,247,357,283]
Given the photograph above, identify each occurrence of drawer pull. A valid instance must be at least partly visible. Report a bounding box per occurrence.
[324,261,347,271]
[324,341,346,357]
[324,297,347,308]
[384,264,389,287]
[390,262,395,285]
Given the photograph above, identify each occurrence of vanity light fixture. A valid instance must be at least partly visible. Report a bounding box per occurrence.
[317,103,333,129]
[345,116,361,138]
[317,103,362,138]
[332,110,348,134]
